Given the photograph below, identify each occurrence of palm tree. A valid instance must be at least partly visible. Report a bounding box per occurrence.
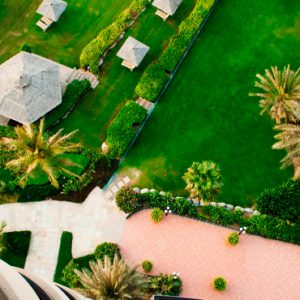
[273,124,300,179]
[182,161,223,202]
[250,65,300,124]
[75,255,149,300]
[1,119,81,188]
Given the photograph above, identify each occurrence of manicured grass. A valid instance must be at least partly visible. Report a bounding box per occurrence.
[119,0,300,206]
[54,2,197,148]
[0,0,132,66]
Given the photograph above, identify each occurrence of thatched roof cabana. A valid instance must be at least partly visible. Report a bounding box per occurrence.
[117,36,150,70]
[37,0,67,22]
[153,0,183,16]
[0,51,62,124]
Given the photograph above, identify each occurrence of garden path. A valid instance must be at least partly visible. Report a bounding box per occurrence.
[120,210,300,299]
[0,187,126,281]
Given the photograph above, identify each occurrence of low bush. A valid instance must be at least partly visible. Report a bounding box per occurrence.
[44,80,91,129]
[80,0,148,73]
[20,43,31,53]
[256,180,300,223]
[151,208,164,222]
[227,232,239,245]
[61,260,80,288]
[106,100,147,158]
[94,242,120,262]
[213,277,227,291]
[135,63,169,102]
[116,186,142,213]
[0,231,31,268]
[0,126,16,138]
[141,260,153,273]
[17,183,58,202]
[54,232,73,284]
[147,274,182,296]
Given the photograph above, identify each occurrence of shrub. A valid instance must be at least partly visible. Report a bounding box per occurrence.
[141,260,153,273]
[94,242,120,262]
[256,180,300,223]
[17,183,57,202]
[80,0,148,73]
[135,63,169,102]
[54,232,73,284]
[106,101,147,158]
[0,231,31,268]
[148,274,182,296]
[44,80,91,129]
[213,277,227,291]
[20,43,31,53]
[61,260,80,288]
[116,186,141,213]
[0,126,16,138]
[227,232,239,245]
[151,208,164,222]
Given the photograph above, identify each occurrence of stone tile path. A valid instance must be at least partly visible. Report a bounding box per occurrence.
[0,187,126,281]
[120,210,300,300]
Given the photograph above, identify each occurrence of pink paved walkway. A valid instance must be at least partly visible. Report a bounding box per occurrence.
[120,210,300,300]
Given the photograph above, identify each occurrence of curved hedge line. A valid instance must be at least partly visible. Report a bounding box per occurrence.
[106,101,147,158]
[80,0,148,73]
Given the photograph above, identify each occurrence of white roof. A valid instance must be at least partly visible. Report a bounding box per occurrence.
[117,36,150,67]
[0,51,62,124]
[37,0,67,22]
[153,0,183,15]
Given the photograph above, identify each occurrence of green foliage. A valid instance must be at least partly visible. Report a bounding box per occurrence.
[213,277,227,291]
[20,43,31,53]
[94,242,120,263]
[54,232,73,284]
[227,232,239,245]
[106,100,147,158]
[0,231,31,268]
[61,260,80,288]
[80,0,148,73]
[148,274,182,296]
[116,186,142,213]
[257,180,300,223]
[44,80,91,129]
[151,208,164,222]
[135,63,169,102]
[141,260,153,273]
[17,183,57,202]
[0,126,16,138]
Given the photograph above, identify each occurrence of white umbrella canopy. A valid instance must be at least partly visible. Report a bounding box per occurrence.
[37,0,68,22]
[153,0,183,15]
[0,51,62,124]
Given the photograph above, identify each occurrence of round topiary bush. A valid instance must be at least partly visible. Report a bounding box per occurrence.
[213,277,227,291]
[94,242,120,262]
[151,208,164,222]
[227,232,239,246]
[142,260,153,273]
[115,186,141,213]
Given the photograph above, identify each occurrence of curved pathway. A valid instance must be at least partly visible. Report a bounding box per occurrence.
[0,188,126,280]
[120,210,300,300]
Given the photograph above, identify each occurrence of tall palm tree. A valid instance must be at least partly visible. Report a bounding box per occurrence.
[75,255,149,300]
[182,161,223,202]
[273,124,300,179]
[250,65,300,124]
[1,119,81,188]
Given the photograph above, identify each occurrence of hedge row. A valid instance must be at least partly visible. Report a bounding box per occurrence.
[135,0,215,101]
[117,188,300,245]
[80,0,148,73]
[44,80,91,129]
[106,100,147,158]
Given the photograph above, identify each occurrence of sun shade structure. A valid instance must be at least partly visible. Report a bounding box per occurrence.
[0,51,62,124]
[37,0,67,22]
[117,36,150,70]
[153,0,183,17]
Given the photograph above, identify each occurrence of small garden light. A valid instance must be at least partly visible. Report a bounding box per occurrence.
[239,226,247,235]
[173,271,180,279]
[164,206,172,216]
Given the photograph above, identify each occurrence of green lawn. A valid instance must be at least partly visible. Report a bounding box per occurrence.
[54,2,196,148]
[118,0,300,206]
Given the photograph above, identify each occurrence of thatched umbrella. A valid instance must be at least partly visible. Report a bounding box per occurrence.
[37,0,67,22]
[153,0,183,16]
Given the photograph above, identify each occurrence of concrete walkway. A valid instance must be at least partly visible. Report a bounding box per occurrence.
[120,210,300,300]
[0,187,126,280]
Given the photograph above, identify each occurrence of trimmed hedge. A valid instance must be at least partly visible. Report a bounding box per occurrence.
[106,100,147,158]
[256,180,300,223]
[116,186,142,213]
[0,231,31,268]
[44,80,91,129]
[54,231,73,284]
[80,0,148,73]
